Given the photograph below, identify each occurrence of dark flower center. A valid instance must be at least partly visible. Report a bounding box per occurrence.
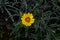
[25,17,30,23]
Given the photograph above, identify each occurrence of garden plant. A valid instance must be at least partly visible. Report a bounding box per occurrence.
[0,0,60,40]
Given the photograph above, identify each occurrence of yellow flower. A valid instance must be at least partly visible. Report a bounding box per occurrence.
[21,12,35,27]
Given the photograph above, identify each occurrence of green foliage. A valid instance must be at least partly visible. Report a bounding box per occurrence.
[0,0,60,40]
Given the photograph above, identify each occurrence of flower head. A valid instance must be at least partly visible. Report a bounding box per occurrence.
[21,12,35,27]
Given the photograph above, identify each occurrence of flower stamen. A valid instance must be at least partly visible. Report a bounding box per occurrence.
[25,17,30,23]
